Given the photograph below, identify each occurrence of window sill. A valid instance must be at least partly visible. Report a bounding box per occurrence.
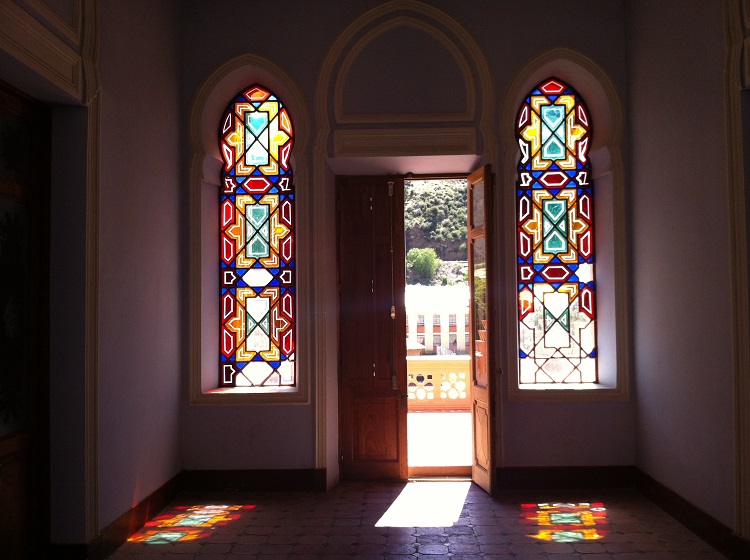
[507,381,629,401]
[190,384,310,405]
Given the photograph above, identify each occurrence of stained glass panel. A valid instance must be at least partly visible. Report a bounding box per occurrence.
[219,84,295,388]
[515,78,596,384]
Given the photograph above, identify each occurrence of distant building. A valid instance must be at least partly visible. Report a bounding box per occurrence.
[405,285,469,355]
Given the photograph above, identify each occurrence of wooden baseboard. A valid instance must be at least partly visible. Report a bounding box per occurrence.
[496,465,637,491]
[93,471,184,560]
[494,465,750,560]
[180,468,327,493]
[49,471,183,560]
[52,465,749,560]
[46,543,89,559]
[635,470,750,560]
[48,468,326,559]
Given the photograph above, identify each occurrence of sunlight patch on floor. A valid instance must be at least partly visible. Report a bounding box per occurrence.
[375,481,471,527]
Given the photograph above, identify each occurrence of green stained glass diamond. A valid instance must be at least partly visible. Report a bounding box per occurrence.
[541,104,565,129]
[247,234,269,258]
[543,200,566,223]
[248,205,269,229]
[543,229,567,254]
[542,136,566,160]
[247,112,268,137]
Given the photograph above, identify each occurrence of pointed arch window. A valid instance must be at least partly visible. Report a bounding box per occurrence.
[515,78,596,385]
[218,84,296,388]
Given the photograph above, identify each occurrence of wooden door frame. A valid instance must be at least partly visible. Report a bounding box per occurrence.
[336,170,496,487]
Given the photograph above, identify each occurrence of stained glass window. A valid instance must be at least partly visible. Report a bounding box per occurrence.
[515,78,596,384]
[218,84,295,388]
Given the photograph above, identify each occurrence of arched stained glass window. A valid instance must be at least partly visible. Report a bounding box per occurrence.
[515,78,596,384]
[219,84,295,388]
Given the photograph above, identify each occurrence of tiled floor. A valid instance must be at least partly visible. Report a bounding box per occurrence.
[108,481,728,559]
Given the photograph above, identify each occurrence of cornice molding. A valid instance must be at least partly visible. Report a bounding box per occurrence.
[21,0,82,46]
[0,0,82,100]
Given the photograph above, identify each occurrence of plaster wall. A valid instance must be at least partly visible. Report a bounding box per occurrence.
[96,0,183,530]
[180,0,634,471]
[627,0,735,526]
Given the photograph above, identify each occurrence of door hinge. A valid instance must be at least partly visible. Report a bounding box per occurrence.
[390,305,396,319]
[388,180,394,197]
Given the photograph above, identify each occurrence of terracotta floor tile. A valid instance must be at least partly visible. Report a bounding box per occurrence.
[108,482,729,559]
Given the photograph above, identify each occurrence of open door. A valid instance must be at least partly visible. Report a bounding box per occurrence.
[468,165,495,493]
[338,176,407,480]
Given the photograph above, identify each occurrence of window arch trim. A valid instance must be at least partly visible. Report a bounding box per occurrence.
[501,48,629,401]
[188,55,310,404]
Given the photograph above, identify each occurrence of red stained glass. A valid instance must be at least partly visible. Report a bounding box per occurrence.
[218,85,296,388]
[516,78,597,385]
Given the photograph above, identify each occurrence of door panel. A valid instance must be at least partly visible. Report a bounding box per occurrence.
[338,177,407,480]
[354,398,400,461]
[468,165,495,493]
[0,84,50,557]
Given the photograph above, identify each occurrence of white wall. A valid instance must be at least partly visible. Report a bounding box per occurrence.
[96,0,183,530]
[179,0,635,473]
[627,0,735,526]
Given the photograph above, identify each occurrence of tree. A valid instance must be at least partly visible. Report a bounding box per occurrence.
[407,247,439,284]
[404,179,467,261]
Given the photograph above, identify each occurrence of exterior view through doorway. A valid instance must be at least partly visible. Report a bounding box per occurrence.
[337,168,494,492]
[405,178,472,478]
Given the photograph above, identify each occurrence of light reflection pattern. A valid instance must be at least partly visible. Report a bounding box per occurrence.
[128,504,254,544]
[219,84,296,388]
[515,77,597,384]
[521,502,607,543]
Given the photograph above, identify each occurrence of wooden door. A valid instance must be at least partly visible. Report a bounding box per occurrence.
[338,176,407,480]
[468,165,495,493]
[0,83,51,557]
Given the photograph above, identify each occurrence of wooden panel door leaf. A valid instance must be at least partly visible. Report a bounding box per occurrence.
[338,177,407,480]
[0,83,51,558]
[468,165,494,493]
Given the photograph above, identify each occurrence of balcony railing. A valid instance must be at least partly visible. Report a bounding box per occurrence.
[406,355,471,412]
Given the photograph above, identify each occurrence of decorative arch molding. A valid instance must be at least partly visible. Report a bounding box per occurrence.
[500,48,630,401]
[501,47,624,173]
[188,54,309,178]
[187,54,311,404]
[334,15,475,124]
[315,0,495,163]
